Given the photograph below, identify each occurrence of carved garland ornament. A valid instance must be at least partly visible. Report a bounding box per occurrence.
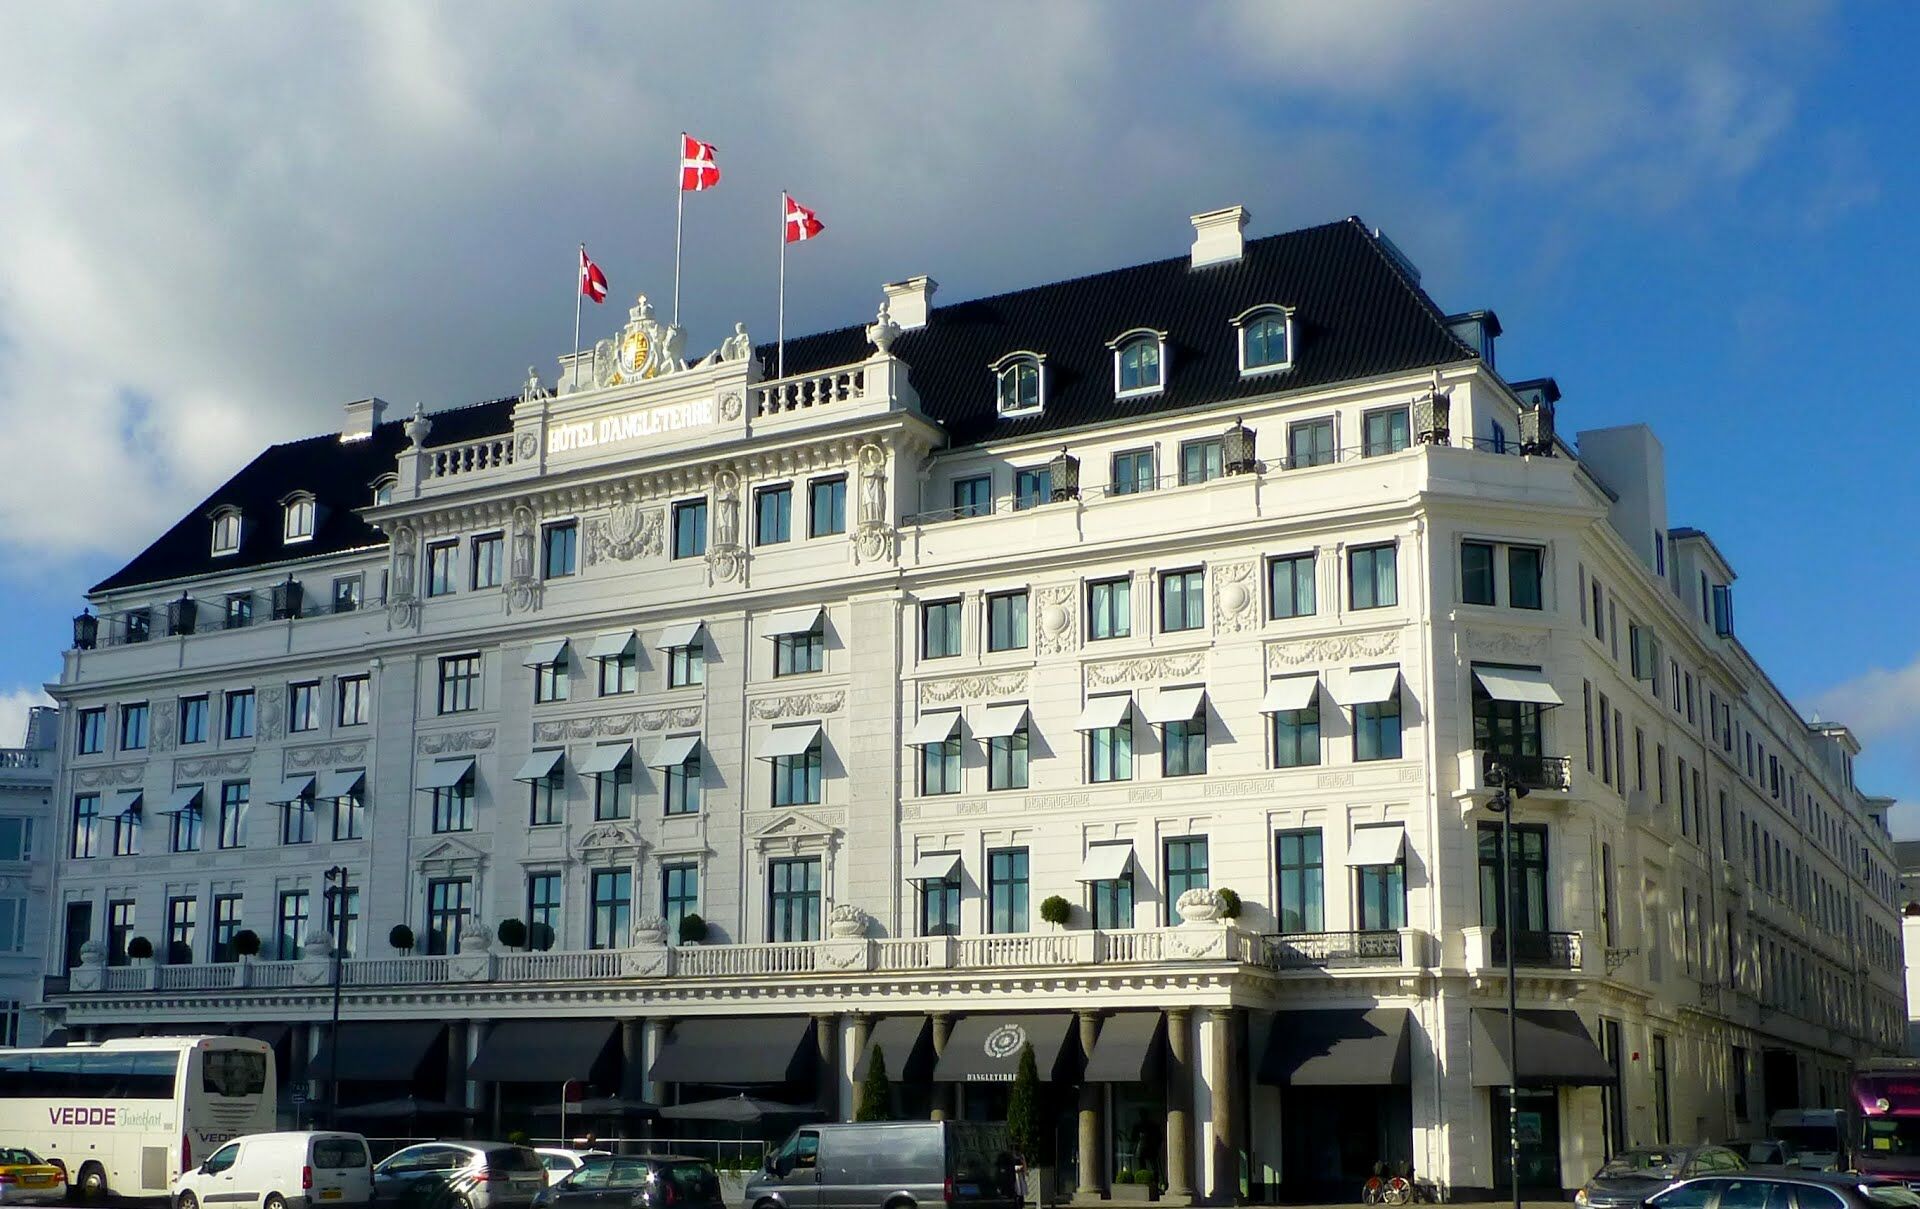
[285,743,368,771]
[531,707,700,743]
[75,765,145,789]
[1266,630,1400,670]
[1464,627,1550,660]
[416,729,495,755]
[1084,652,1205,688]
[920,671,1028,705]
[749,691,845,720]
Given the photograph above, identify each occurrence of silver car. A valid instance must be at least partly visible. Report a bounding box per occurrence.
[372,1143,547,1209]
[747,1122,1020,1209]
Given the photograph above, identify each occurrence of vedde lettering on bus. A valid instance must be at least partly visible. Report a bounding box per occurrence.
[49,1106,116,1126]
[548,399,716,454]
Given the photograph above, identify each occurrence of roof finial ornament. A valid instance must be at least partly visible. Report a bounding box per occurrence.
[866,298,900,355]
[404,403,432,452]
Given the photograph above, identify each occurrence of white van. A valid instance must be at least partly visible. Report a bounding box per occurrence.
[172,1131,374,1209]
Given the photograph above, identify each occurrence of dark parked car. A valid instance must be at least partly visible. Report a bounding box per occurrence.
[531,1156,724,1209]
[1577,1146,1749,1209]
[1726,1140,1801,1170]
[373,1143,548,1209]
[1648,1171,1920,1209]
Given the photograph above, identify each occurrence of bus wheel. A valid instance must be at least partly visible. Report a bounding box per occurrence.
[76,1164,106,1199]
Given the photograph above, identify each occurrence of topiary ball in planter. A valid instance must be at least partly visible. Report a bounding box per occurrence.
[1215,887,1242,920]
[126,935,154,961]
[1039,895,1072,928]
[678,913,709,945]
[232,929,262,958]
[496,918,529,949]
[388,924,416,953]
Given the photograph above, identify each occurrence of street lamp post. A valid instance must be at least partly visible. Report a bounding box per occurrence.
[1486,763,1529,1209]
[323,865,350,1130]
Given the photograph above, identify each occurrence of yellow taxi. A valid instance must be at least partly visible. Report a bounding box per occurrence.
[0,1149,66,1204]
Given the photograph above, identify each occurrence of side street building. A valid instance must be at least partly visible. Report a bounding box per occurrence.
[1,706,56,1047]
[41,209,1905,1199]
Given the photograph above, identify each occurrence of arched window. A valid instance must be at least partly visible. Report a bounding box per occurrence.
[1235,306,1294,374]
[371,476,396,507]
[282,493,316,543]
[210,509,242,556]
[993,354,1044,415]
[1108,330,1166,396]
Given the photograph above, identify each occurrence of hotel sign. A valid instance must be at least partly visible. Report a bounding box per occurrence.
[548,398,716,454]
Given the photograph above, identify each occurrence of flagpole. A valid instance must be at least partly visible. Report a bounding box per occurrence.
[572,244,585,392]
[778,191,787,380]
[673,134,685,327]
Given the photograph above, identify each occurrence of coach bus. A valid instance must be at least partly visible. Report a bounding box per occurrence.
[1851,1059,1920,1179]
[0,1035,275,1198]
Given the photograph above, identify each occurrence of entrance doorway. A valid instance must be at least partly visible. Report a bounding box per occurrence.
[1490,1088,1562,1193]
[1763,1049,1801,1118]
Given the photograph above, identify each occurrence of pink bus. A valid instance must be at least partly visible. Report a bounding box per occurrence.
[1851,1062,1920,1178]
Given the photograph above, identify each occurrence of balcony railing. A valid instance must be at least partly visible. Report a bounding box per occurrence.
[0,748,48,770]
[1258,930,1404,970]
[1488,930,1581,969]
[80,587,390,650]
[1482,751,1573,793]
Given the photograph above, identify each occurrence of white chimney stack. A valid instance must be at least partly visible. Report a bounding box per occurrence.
[882,276,939,331]
[1190,205,1249,268]
[340,397,388,443]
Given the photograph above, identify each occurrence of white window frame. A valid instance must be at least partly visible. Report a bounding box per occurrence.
[209,508,242,556]
[1231,304,1296,377]
[990,351,1046,416]
[371,475,397,507]
[1106,328,1168,399]
[281,492,316,544]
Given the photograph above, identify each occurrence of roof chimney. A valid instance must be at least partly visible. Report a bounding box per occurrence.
[340,397,388,443]
[1190,205,1249,267]
[882,276,938,331]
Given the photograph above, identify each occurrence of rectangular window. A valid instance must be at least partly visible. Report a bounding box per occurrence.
[922,600,962,659]
[280,792,315,845]
[534,653,569,703]
[989,720,1030,791]
[1179,438,1224,485]
[1288,418,1335,468]
[471,533,504,589]
[1161,568,1205,632]
[921,731,962,796]
[772,735,823,806]
[1268,554,1316,619]
[667,637,705,688]
[528,755,563,826]
[211,895,242,963]
[525,872,560,951]
[1354,689,1403,761]
[768,857,822,942]
[224,690,256,740]
[276,890,309,961]
[662,864,699,939]
[1014,466,1052,510]
[431,773,474,832]
[1163,717,1207,777]
[597,650,637,695]
[336,675,370,726]
[775,624,824,676]
[1461,541,1496,605]
[1361,406,1411,457]
[589,869,632,949]
[333,781,364,841]
[1356,857,1406,930]
[0,817,30,862]
[1087,577,1132,640]
[1088,713,1133,784]
[671,500,708,559]
[1477,821,1550,945]
[808,477,847,537]
[179,696,209,744]
[331,576,361,614]
[438,654,480,714]
[953,475,991,518]
[1275,829,1324,933]
[1652,1035,1671,1142]
[218,781,248,849]
[1111,448,1156,495]
[323,885,360,959]
[755,484,793,545]
[1165,837,1210,923]
[70,793,101,859]
[119,702,149,751]
[1090,865,1133,930]
[1600,843,1617,948]
[1349,544,1398,609]
[593,755,633,820]
[988,848,1030,933]
[664,748,702,815]
[543,521,579,578]
[111,799,141,856]
[107,899,134,966]
[922,871,963,936]
[1591,579,1605,640]
[1271,696,1321,768]
[425,877,470,956]
[165,896,197,965]
[125,608,152,642]
[225,592,253,629]
[76,708,104,755]
[1509,546,1544,609]
[1597,691,1612,785]
[987,590,1029,652]
[288,681,319,733]
[426,541,457,596]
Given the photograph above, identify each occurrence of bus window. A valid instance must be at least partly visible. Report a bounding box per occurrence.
[202,1050,266,1098]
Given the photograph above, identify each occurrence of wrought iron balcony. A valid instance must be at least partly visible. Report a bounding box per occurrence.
[1488,929,1581,970]
[1259,930,1404,970]
[1482,751,1572,792]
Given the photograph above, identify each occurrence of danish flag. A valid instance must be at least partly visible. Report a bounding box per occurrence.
[579,246,608,303]
[783,194,824,243]
[680,134,720,192]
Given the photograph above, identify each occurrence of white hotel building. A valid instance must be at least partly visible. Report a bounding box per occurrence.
[42,209,1906,1200]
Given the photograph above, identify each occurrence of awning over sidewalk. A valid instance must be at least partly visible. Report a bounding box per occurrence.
[1472,665,1564,707]
[467,1019,617,1083]
[933,1013,1078,1083]
[1470,1008,1614,1087]
[1082,1012,1165,1083]
[853,1015,934,1082]
[647,1015,815,1085]
[1258,1008,1412,1086]
[309,1021,447,1082]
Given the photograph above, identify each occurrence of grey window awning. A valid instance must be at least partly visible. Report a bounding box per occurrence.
[975,703,1029,739]
[648,734,702,769]
[1473,665,1564,707]
[905,712,962,747]
[587,630,637,661]
[468,1019,618,1083]
[309,1021,447,1083]
[114,789,143,817]
[579,742,634,776]
[265,775,314,805]
[317,770,364,800]
[656,622,705,651]
[933,1014,1079,1083]
[416,757,475,792]
[648,1015,816,1085]
[1076,844,1135,883]
[1074,694,1132,732]
[758,723,822,760]
[1083,1012,1166,1083]
[764,606,824,637]
[164,786,204,814]
[908,852,962,883]
[854,1015,934,1083]
[1346,824,1406,867]
[1332,666,1401,706]
[1258,1008,1412,1086]
[514,749,565,783]
[1470,1008,1615,1087]
[1140,686,1206,726]
[1261,675,1320,714]
[524,638,569,668]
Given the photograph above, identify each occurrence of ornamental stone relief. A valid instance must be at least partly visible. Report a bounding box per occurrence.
[149,699,177,753]
[1033,584,1079,656]
[920,672,1028,705]
[854,523,896,565]
[1028,792,1091,811]
[1203,777,1277,799]
[286,743,368,771]
[531,707,699,743]
[257,686,286,742]
[1210,560,1259,635]
[176,755,250,779]
[749,691,845,720]
[585,502,664,565]
[416,729,495,755]
[75,765,144,788]
[1084,652,1205,688]
[579,821,645,854]
[1265,630,1400,670]
[1463,627,1550,660]
[505,504,542,615]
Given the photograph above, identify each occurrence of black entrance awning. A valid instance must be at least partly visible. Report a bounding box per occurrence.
[240,1023,291,1048]
[309,1021,447,1083]
[468,1019,618,1083]
[1083,1013,1165,1083]
[933,1014,1078,1083]
[1259,1008,1412,1086]
[854,1016,933,1082]
[1471,1008,1613,1087]
[42,1028,70,1047]
[648,1016,815,1085]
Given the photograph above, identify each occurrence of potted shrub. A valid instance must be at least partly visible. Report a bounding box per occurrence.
[677,913,709,945]
[1006,1041,1053,1204]
[528,922,555,951]
[231,929,261,961]
[388,924,416,955]
[496,918,528,950]
[855,1045,890,1121]
[1039,896,1071,929]
[1215,888,1242,921]
[167,940,193,965]
[1111,1167,1153,1203]
[126,936,154,962]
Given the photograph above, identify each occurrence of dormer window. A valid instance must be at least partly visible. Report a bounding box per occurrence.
[371,476,396,507]
[1233,305,1294,375]
[993,353,1045,416]
[1108,329,1167,398]
[210,509,242,556]
[282,493,315,543]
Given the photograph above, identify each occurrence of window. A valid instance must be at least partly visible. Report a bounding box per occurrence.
[1489,420,1507,455]
[1114,334,1162,394]
[988,848,1029,933]
[1165,837,1210,923]
[921,866,962,936]
[70,793,101,859]
[1711,584,1735,637]
[987,590,1029,651]
[589,869,632,949]
[430,768,474,832]
[276,890,309,961]
[1355,851,1406,930]
[662,864,699,939]
[281,788,315,845]
[111,799,140,856]
[1271,694,1321,768]
[225,592,253,629]
[1509,546,1544,609]
[1111,449,1156,495]
[1014,466,1052,510]
[180,696,209,744]
[1268,553,1315,619]
[336,675,370,726]
[324,885,360,959]
[1349,544,1398,609]
[425,877,470,956]
[372,477,395,507]
[211,895,242,963]
[1354,686,1403,761]
[125,608,151,643]
[1163,717,1207,777]
[1478,822,1549,941]
[921,728,962,796]
[332,575,361,614]
[1088,707,1133,784]
[119,702,149,751]
[775,622,824,676]
[772,733,822,806]
[663,633,705,689]
[808,477,846,537]
[169,794,202,852]
[1161,568,1205,632]
[0,817,30,861]
[534,651,569,703]
[996,357,1042,414]
[218,781,248,849]
[1461,542,1496,605]
[76,708,104,755]
[922,600,962,659]
[526,873,560,951]
[211,510,241,555]
[927,487,976,533]
[1472,667,1543,765]
[438,654,480,714]
[543,521,579,578]
[166,897,196,965]
[426,541,457,596]
[332,780,364,841]
[1239,309,1291,372]
[662,500,708,561]
[755,484,793,545]
[1090,859,1133,930]
[288,681,319,733]
[107,899,135,966]
[768,857,822,942]
[283,495,315,543]
[527,754,563,826]
[1361,406,1411,457]
[592,751,633,820]
[598,648,637,696]
[664,745,701,815]
[471,533,504,589]
[1088,577,1131,639]
[1276,830,1324,933]
[1652,1035,1671,1143]
[1179,438,1224,485]
[1288,418,1335,468]
[224,690,255,739]
[989,716,1030,791]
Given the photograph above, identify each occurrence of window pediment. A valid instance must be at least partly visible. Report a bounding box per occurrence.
[1231,304,1295,376]
[750,808,841,854]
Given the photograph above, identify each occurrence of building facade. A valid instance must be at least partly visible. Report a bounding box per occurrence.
[43,210,1905,1199]
[2,705,58,1047]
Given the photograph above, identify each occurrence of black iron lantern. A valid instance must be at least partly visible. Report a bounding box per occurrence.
[167,594,198,637]
[271,577,304,621]
[1223,418,1257,475]
[1049,448,1080,502]
[1518,401,1556,456]
[72,610,98,651]
[1414,389,1451,445]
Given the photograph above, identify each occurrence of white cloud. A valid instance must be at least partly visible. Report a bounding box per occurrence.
[0,686,52,748]
[1811,652,1920,836]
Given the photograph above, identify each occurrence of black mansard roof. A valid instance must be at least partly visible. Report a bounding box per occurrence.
[93,215,1473,595]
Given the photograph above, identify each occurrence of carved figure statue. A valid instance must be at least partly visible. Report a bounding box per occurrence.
[713,468,740,546]
[858,444,887,525]
[520,366,549,403]
[719,322,752,361]
[659,323,688,374]
[404,403,432,451]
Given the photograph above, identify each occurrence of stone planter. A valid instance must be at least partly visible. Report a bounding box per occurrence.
[1175,888,1224,925]
[1107,1181,1155,1203]
[827,904,869,939]
[631,915,668,947]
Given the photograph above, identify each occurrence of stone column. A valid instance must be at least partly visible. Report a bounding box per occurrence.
[445,1021,470,1114]
[848,1014,872,1119]
[931,1012,954,1121]
[1165,1008,1194,1202]
[643,1017,669,1107]
[1209,1008,1239,1205]
[814,1014,838,1117]
[1077,1011,1104,1197]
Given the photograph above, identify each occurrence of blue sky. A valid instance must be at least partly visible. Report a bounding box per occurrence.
[0,3,1914,824]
